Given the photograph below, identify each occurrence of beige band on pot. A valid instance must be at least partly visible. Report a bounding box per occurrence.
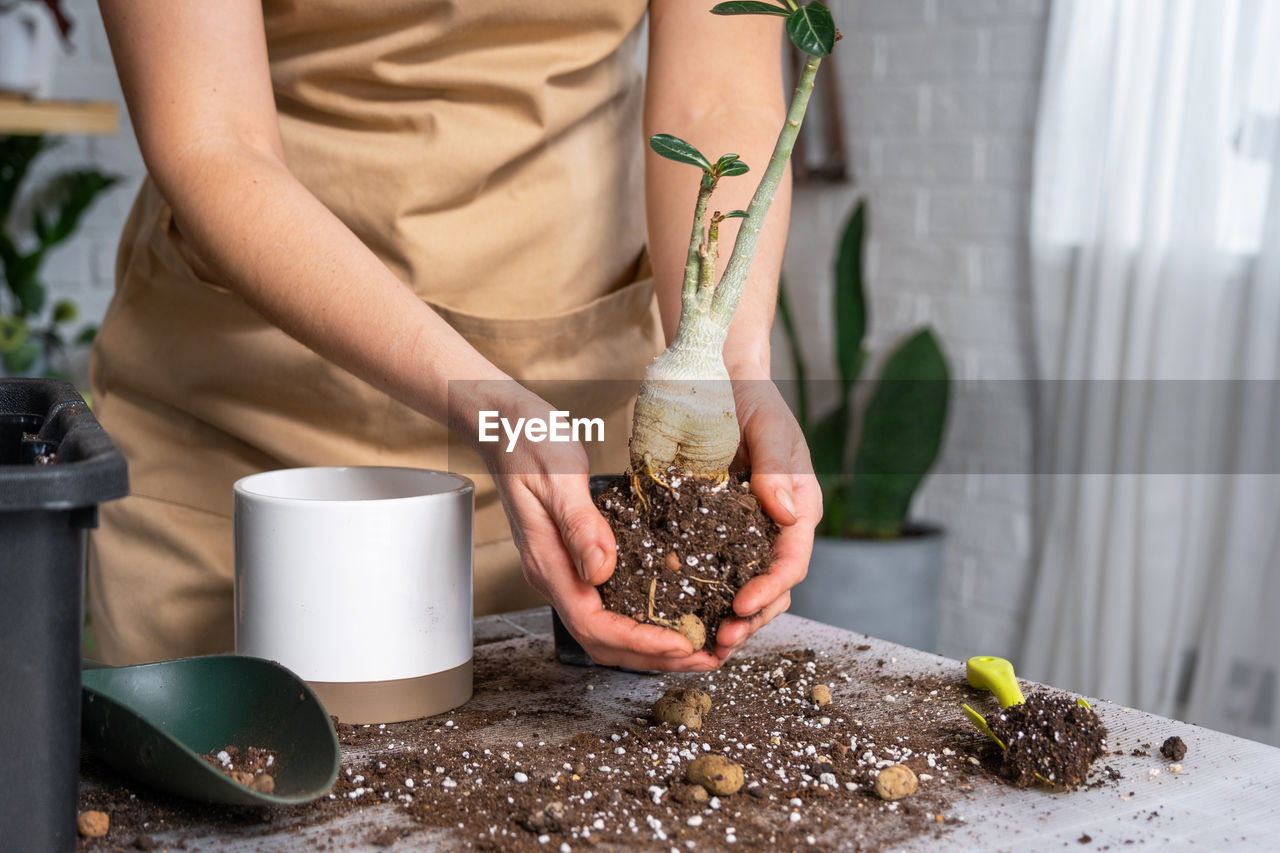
[308,659,473,725]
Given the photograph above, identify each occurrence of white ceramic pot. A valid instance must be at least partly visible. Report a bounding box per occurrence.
[0,4,58,97]
[789,525,945,652]
[234,466,474,723]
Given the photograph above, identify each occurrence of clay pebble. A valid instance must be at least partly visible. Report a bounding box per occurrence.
[675,614,706,651]
[874,764,919,800]
[77,810,110,839]
[672,783,710,805]
[652,696,703,730]
[664,686,713,715]
[687,754,744,796]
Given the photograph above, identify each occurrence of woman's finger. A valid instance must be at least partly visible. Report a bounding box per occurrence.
[714,590,792,660]
[733,495,815,616]
[540,472,617,585]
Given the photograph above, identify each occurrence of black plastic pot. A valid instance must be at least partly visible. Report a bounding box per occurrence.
[1,379,129,852]
[552,475,614,667]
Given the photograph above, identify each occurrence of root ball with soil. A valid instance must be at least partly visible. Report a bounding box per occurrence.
[987,693,1108,789]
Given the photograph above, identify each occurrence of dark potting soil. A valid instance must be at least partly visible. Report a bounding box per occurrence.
[594,473,777,650]
[1159,736,1187,762]
[318,650,983,851]
[77,635,1127,852]
[76,644,1005,851]
[986,692,1108,789]
[200,745,279,794]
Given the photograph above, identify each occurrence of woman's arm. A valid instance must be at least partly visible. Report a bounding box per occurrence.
[645,0,821,659]
[99,0,506,428]
[99,0,714,672]
[645,0,791,378]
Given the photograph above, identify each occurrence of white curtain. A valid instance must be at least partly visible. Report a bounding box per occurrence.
[1024,0,1280,744]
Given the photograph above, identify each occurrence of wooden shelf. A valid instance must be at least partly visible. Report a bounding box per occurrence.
[0,94,118,135]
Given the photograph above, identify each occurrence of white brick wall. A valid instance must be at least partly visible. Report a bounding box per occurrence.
[16,4,146,381]
[34,1,1051,659]
[775,0,1049,659]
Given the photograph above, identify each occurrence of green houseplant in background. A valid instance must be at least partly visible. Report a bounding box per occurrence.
[1,134,119,379]
[778,199,952,650]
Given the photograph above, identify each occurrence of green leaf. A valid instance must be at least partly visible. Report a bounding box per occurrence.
[75,325,97,345]
[33,208,51,244]
[848,329,950,537]
[52,299,77,324]
[715,153,740,170]
[711,1,790,16]
[0,135,51,225]
[815,475,848,538]
[0,315,29,353]
[3,339,40,375]
[649,134,712,171]
[720,161,750,177]
[834,201,867,393]
[721,209,749,219]
[12,260,46,317]
[786,2,836,56]
[808,404,849,480]
[42,169,121,248]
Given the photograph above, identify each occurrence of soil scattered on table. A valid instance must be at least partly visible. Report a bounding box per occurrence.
[77,630,1126,851]
[1159,736,1187,762]
[595,473,776,650]
[987,692,1108,788]
[79,644,990,850]
[201,745,279,794]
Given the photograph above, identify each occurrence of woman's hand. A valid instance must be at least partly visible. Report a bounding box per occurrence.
[480,397,721,672]
[712,377,822,661]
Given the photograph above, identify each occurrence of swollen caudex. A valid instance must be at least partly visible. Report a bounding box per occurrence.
[629,380,739,480]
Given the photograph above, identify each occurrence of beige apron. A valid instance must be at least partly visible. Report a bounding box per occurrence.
[88,0,661,664]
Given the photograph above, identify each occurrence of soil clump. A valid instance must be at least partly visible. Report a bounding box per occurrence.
[1159,736,1187,762]
[987,692,1108,788]
[595,473,777,650]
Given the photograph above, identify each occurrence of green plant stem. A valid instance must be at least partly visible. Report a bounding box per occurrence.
[699,214,721,297]
[683,187,713,309]
[710,52,822,327]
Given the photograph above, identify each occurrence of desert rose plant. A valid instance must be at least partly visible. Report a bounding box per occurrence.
[597,0,837,649]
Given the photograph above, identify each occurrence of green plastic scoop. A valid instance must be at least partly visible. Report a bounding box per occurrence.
[961,655,1092,782]
[82,655,340,806]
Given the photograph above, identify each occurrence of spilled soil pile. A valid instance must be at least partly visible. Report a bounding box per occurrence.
[987,692,1108,788]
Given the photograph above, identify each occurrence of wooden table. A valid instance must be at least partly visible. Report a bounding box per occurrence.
[80,609,1280,850]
